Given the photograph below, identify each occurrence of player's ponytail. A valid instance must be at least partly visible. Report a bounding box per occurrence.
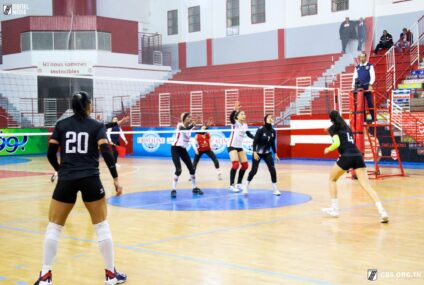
[72,91,91,118]
[329,110,350,133]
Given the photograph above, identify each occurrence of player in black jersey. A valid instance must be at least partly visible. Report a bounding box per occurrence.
[322,110,389,223]
[34,92,127,285]
[244,114,281,196]
[49,116,128,183]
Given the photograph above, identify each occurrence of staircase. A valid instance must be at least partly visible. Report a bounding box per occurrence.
[281,51,361,119]
[0,94,32,128]
[391,65,424,146]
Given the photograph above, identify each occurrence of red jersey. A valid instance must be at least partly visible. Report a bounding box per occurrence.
[196,133,211,152]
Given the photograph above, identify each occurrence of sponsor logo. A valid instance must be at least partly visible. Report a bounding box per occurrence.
[0,131,29,154]
[210,132,228,154]
[137,133,164,153]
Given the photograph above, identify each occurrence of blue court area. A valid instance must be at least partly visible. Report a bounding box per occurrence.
[108,189,311,211]
[0,157,31,165]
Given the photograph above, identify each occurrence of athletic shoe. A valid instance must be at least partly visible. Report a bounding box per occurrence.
[105,269,127,285]
[192,187,203,195]
[50,172,57,183]
[380,211,389,223]
[171,190,177,198]
[242,184,249,195]
[273,189,281,196]
[34,271,52,285]
[229,185,241,193]
[321,207,339,218]
[236,184,244,191]
[217,172,223,180]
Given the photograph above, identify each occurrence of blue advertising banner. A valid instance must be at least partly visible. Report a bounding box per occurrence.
[133,127,263,158]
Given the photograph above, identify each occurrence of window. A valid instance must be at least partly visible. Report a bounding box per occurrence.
[75,31,96,50]
[332,0,349,12]
[53,32,75,50]
[20,31,110,51]
[167,10,178,35]
[98,32,111,51]
[188,6,200,33]
[32,32,53,50]
[227,0,239,35]
[21,32,31,51]
[301,0,317,16]
[251,0,265,24]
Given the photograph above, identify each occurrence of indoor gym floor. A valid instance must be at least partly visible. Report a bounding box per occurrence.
[0,156,423,285]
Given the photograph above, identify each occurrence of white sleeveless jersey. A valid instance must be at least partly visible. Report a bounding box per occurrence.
[228,121,248,148]
[173,123,192,148]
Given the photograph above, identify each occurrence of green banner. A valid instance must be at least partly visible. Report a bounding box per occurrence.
[0,128,48,156]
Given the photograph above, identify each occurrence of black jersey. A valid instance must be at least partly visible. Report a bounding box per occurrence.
[252,125,276,154]
[329,125,361,157]
[51,115,108,181]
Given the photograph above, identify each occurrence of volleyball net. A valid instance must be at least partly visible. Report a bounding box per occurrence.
[0,70,339,130]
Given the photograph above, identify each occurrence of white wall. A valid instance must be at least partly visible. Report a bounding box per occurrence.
[1,50,171,72]
[96,0,150,28]
[147,0,285,44]
[284,0,374,28]
[144,0,423,44]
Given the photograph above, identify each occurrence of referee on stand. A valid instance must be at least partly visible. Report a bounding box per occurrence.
[352,52,376,122]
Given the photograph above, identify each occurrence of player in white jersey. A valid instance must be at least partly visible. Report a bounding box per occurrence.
[171,112,203,198]
[228,102,254,192]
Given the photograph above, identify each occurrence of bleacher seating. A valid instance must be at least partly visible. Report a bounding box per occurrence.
[0,106,15,128]
[138,53,342,127]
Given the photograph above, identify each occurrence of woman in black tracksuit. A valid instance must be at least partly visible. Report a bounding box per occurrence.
[244,114,281,196]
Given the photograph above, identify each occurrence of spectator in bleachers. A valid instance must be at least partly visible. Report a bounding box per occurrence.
[374,30,393,54]
[357,18,367,51]
[339,17,355,54]
[352,52,376,122]
[395,28,413,52]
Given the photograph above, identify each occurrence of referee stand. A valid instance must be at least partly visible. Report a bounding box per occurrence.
[349,89,404,179]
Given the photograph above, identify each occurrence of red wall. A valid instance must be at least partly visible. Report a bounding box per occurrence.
[278,28,285,61]
[178,42,187,69]
[1,17,30,55]
[97,17,138,55]
[206,39,213,66]
[53,0,96,16]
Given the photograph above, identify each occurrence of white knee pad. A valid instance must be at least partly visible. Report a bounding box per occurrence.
[46,222,63,241]
[94,220,112,242]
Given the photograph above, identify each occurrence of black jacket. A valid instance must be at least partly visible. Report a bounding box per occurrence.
[252,125,276,154]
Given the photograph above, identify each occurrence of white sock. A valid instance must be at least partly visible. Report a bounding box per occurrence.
[272,183,278,191]
[375,202,385,213]
[42,222,63,275]
[172,175,179,190]
[331,199,339,210]
[190,175,196,188]
[94,221,114,272]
